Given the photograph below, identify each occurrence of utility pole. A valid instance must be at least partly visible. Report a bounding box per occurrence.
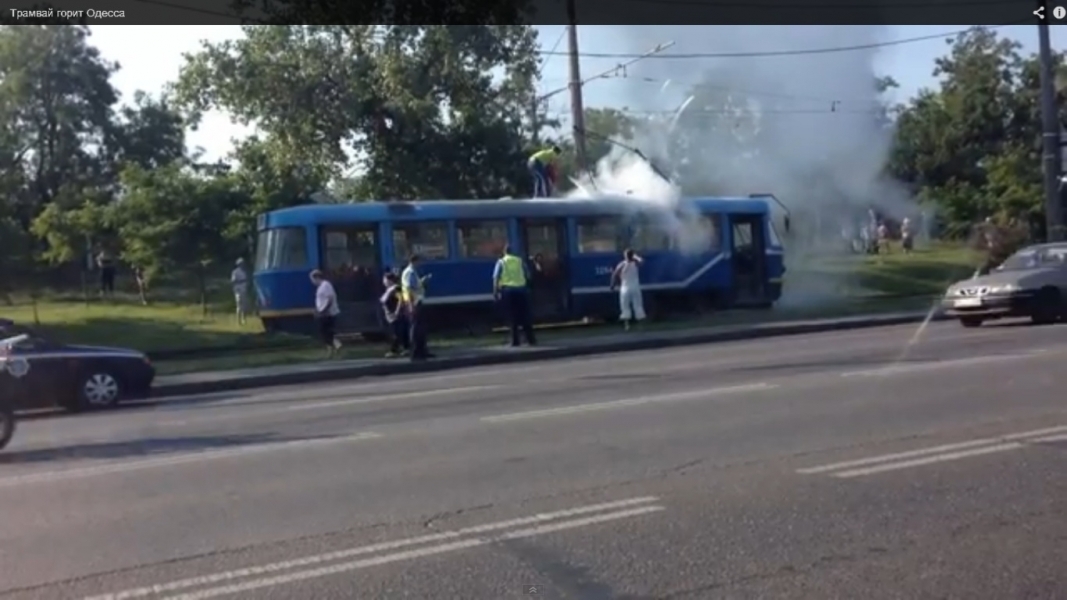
[1037,0,1064,240]
[565,1,587,172]
[530,95,541,146]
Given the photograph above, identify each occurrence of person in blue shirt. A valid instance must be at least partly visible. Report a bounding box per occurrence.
[493,244,536,347]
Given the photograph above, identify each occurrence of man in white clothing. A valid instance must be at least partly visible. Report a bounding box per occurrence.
[310,269,343,358]
[231,258,250,325]
[610,249,646,330]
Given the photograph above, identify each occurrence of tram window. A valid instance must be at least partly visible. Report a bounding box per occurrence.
[732,221,753,249]
[700,215,721,250]
[456,220,508,258]
[670,214,721,252]
[393,222,449,262]
[577,217,623,254]
[629,217,671,252]
[255,227,308,271]
[320,227,378,271]
[768,218,783,247]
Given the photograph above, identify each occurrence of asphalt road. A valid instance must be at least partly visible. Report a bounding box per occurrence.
[2,318,1067,600]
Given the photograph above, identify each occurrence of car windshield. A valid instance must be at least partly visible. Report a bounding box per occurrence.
[996,247,1067,271]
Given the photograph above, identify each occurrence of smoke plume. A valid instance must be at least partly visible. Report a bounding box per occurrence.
[570,25,919,305]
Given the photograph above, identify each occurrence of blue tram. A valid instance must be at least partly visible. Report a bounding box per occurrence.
[253,196,786,337]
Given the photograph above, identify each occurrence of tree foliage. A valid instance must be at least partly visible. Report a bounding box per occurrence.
[0,23,1065,303]
[888,27,1067,237]
[172,25,541,200]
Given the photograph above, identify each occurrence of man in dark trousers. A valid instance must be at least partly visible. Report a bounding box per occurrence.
[379,272,410,358]
[400,255,433,361]
[493,244,536,347]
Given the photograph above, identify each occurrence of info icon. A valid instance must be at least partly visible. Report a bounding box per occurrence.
[1055,5,1066,18]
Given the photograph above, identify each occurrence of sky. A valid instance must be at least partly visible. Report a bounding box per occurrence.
[88,24,1067,162]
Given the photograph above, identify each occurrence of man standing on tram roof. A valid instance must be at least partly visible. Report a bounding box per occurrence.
[528,145,561,198]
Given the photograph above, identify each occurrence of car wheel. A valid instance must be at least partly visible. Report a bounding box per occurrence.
[1030,287,1062,325]
[74,371,123,411]
[959,317,984,328]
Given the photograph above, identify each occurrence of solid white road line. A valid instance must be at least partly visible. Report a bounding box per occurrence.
[0,432,382,488]
[156,506,666,600]
[1030,433,1067,444]
[288,385,500,411]
[797,424,1067,476]
[832,442,1022,478]
[84,496,662,600]
[480,382,777,423]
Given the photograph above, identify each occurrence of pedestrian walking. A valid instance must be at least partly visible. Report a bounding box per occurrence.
[611,249,646,330]
[310,269,342,358]
[231,258,250,325]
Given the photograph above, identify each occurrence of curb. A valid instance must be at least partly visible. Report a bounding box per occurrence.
[151,310,951,398]
[144,295,940,361]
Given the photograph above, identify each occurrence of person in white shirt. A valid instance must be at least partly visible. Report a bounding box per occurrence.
[610,249,646,330]
[400,255,433,361]
[310,269,342,358]
[230,258,249,325]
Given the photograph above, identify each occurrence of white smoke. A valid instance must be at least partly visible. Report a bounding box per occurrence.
[567,149,716,255]
[567,25,918,304]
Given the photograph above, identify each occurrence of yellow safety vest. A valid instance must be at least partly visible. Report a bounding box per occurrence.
[530,148,556,164]
[498,255,527,288]
[400,265,423,304]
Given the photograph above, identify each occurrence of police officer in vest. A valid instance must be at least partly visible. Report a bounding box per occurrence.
[401,254,433,361]
[493,245,537,347]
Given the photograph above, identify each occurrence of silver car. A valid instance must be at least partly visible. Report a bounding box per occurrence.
[942,242,1067,328]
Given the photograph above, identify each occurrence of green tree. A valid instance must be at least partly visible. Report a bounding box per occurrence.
[888,26,1067,238]
[109,91,186,172]
[0,25,118,220]
[548,107,635,192]
[224,135,326,252]
[111,164,248,311]
[0,214,31,305]
[228,0,534,29]
[172,25,541,200]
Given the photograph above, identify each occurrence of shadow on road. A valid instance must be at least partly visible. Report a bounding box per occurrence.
[502,538,658,600]
[15,392,250,421]
[0,432,340,465]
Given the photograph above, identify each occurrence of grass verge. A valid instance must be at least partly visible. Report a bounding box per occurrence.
[794,243,981,298]
[4,244,969,364]
[153,294,935,376]
[0,297,303,353]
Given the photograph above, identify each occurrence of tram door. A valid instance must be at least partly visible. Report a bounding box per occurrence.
[319,225,383,333]
[519,218,570,321]
[730,214,767,304]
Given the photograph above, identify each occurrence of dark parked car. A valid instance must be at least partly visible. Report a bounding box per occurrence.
[0,331,155,412]
[0,394,13,450]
